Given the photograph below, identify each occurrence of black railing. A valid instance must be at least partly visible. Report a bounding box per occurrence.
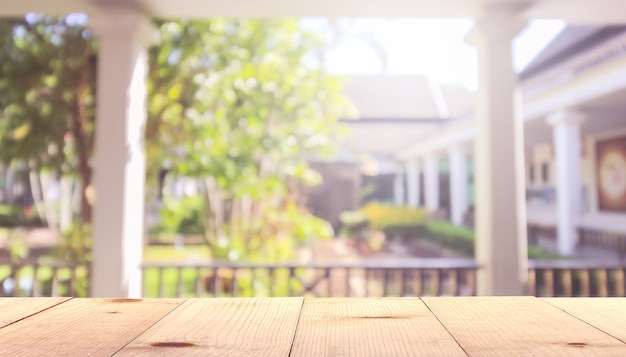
[3,259,626,298]
[141,259,479,298]
[529,260,626,297]
[0,260,89,297]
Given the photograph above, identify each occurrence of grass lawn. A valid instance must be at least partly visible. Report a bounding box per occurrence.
[0,204,15,215]
[142,244,211,263]
[0,227,9,241]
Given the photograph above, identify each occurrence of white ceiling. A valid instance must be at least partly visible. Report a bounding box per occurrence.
[1,0,626,24]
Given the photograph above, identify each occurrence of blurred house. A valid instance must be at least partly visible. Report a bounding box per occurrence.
[394,25,626,256]
[306,75,473,229]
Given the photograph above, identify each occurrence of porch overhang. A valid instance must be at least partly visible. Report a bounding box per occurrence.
[0,0,626,25]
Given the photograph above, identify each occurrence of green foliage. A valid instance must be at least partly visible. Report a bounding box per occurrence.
[0,15,97,224]
[153,19,351,183]
[0,203,42,227]
[143,245,211,263]
[155,196,204,235]
[209,201,333,263]
[420,220,560,259]
[6,232,29,261]
[348,204,559,259]
[339,210,370,240]
[0,264,89,297]
[0,16,96,172]
[54,222,92,264]
[528,245,561,260]
[420,221,474,256]
[146,19,350,263]
[2,16,350,265]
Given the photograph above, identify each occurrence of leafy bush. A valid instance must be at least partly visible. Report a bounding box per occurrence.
[221,201,334,263]
[421,221,474,256]
[55,223,92,264]
[0,203,42,228]
[339,211,370,239]
[155,195,205,236]
[351,210,559,259]
[420,220,559,259]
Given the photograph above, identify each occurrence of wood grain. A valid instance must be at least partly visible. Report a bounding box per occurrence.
[0,298,183,355]
[116,297,303,356]
[422,296,626,356]
[290,297,466,356]
[0,297,71,328]
[544,298,626,343]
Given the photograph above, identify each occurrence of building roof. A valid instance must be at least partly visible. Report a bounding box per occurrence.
[337,75,474,157]
[520,25,626,80]
[337,119,438,157]
[337,75,460,157]
[342,75,447,120]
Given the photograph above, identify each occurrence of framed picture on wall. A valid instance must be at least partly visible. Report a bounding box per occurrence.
[596,134,626,212]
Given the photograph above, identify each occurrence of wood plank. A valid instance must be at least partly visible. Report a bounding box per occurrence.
[544,298,626,343]
[290,297,466,356]
[116,297,303,356]
[422,296,626,356]
[0,298,183,355]
[0,297,71,328]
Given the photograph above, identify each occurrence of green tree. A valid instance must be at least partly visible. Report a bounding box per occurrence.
[0,15,96,223]
[0,16,354,263]
[149,19,354,262]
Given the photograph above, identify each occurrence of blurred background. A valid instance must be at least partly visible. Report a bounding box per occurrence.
[1,2,625,298]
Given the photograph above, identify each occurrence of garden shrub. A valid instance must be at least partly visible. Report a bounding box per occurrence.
[343,202,427,244]
[421,220,474,256]
[0,203,43,228]
[154,195,205,236]
[420,220,559,259]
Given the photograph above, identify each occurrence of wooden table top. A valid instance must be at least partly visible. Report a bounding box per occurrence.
[1,297,625,356]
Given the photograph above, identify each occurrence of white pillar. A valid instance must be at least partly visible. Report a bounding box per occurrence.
[467,8,528,295]
[90,7,156,298]
[548,110,585,256]
[449,145,469,226]
[424,154,440,212]
[406,159,420,209]
[394,164,405,206]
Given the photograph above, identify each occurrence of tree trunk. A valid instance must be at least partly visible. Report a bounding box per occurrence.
[69,45,96,224]
[70,95,93,224]
[28,170,47,226]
